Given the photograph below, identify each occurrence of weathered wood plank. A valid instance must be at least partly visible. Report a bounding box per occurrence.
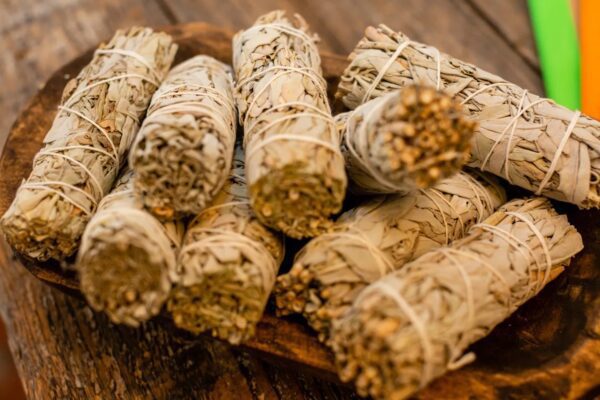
[0,240,358,399]
[468,0,540,69]
[162,0,543,93]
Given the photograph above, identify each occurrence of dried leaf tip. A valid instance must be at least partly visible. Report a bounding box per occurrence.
[339,85,476,194]
[233,10,347,239]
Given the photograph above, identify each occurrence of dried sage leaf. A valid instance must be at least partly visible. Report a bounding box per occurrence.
[130,55,236,220]
[167,146,285,345]
[331,197,583,399]
[337,85,475,194]
[275,170,505,342]
[337,24,600,208]
[1,27,177,260]
[77,169,184,327]
[233,10,347,238]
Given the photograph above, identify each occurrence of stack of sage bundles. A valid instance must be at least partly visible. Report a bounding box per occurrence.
[336,85,476,194]
[275,170,505,341]
[168,147,284,345]
[130,55,236,220]
[332,197,583,399]
[233,10,347,238]
[337,25,600,208]
[0,27,177,260]
[77,170,183,326]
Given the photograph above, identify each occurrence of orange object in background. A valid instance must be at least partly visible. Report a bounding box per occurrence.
[581,0,600,119]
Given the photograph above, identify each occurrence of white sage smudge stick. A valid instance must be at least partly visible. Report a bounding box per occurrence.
[130,55,236,220]
[233,10,347,238]
[0,27,177,260]
[331,197,583,400]
[336,85,476,194]
[274,170,505,342]
[77,169,184,327]
[168,147,285,345]
[337,24,600,208]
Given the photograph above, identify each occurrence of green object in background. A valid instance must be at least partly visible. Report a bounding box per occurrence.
[528,0,581,110]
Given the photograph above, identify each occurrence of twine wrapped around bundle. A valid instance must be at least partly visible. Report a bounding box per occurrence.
[77,169,184,327]
[1,27,177,260]
[130,55,236,220]
[233,10,347,238]
[168,147,284,345]
[331,197,583,400]
[337,24,600,208]
[274,170,505,341]
[336,85,475,194]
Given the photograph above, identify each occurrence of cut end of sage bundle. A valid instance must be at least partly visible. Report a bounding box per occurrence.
[168,149,284,344]
[340,85,476,194]
[233,10,347,239]
[77,170,183,327]
[274,170,505,342]
[331,197,583,399]
[0,27,177,260]
[130,55,236,220]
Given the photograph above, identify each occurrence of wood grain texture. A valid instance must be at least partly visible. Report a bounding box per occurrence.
[0,238,358,399]
[161,0,542,92]
[468,0,540,69]
[2,22,599,399]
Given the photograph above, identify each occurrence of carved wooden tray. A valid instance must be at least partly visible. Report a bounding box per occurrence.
[0,23,598,399]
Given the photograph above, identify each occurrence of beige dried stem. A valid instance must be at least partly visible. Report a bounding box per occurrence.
[167,146,284,345]
[274,170,505,342]
[233,10,347,238]
[77,169,184,327]
[331,197,583,399]
[337,24,600,208]
[130,55,236,220]
[336,85,476,194]
[0,27,177,260]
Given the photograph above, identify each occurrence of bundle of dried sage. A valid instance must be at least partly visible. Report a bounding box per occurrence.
[233,10,347,238]
[337,24,600,208]
[336,85,475,194]
[130,55,236,220]
[331,197,583,399]
[77,169,184,327]
[0,27,177,260]
[168,147,284,345]
[274,170,505,341]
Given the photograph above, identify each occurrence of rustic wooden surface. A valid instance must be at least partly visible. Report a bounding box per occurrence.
[1,1,597,399]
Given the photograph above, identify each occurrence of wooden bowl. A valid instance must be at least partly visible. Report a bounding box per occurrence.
[0,23,598,399]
